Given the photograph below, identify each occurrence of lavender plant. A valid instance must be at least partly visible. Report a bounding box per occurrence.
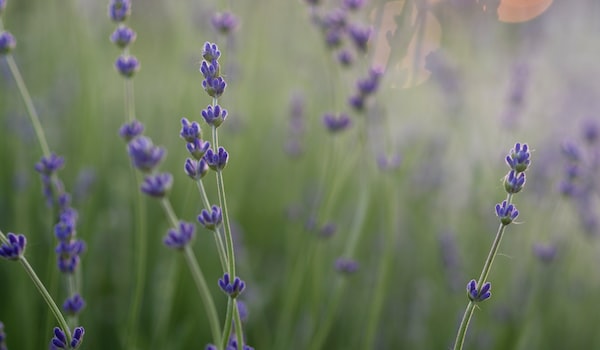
[452,143,532,350]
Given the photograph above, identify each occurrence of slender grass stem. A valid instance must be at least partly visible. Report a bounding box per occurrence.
[0,231,72,343]
[452,193,514,350]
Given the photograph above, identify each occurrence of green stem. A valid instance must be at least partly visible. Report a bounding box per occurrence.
[452,193,514,350]
[183,245,222,346]
[221,298,234,350]
[233,300,244,349]
[1,230,72,343]
[4,55,51,158]
[196,180,227,272]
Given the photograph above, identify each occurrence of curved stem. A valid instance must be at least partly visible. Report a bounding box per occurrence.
[453,301,476,350]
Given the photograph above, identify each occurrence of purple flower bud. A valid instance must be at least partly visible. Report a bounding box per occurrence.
[495,200,519,225]
[70,327,85,348]
[335,257,359,274]
[0,31,16,55]
[141,173,173,198]
[119,120,144,141]
[35,153,65,175]
[108,0,131,22]
[202,42,221,62]
[211,12,239,34]
[582,119,599,144]
[348,24,371,53]
[237,300,249,323]
[200,59,221,80]
[204,147,229,171]
[184,158,209,180]
[343,0,366,11]
[561,141,580,162]
[466,279,491,302]
[164,221,196,250]
[337,49,354,67]
[54,209,78,241]
[201,105,228,127]
[202,76,227,98]
[50,327,68,349]
[0,233,27,260]
[504,170,526,194]
[180,118,202,142]
[110,24,137,48]
[505,142,530,173]
[356,68,383,96]
[63,293,86,315]
[115,55,140,78]
[218,273,246,298]
[348,94,365,111]
[323,113,351,133]
[187,138,211,160]
[205,345,218,350]
[197,205,223,230]
[127,136,166,172]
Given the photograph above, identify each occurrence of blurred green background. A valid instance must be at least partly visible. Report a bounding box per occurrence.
[1,0,600,349]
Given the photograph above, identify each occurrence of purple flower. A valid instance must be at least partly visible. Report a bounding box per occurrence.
[202,42,221,62]
[184,158,209,180]
[55,240,85,273]
[532,243,557,263]
[560,141,581,162]
[324,29,344,48]
[108,0,131,22]
[323,113,351,133]
[582,119,599,144]
[211,12,239,34]
[343,0,366,10]
[115,55,140,78]
[0,31,16,55]
[164,221,196,250]
[337,49,354,67]
[197,205,223,230]
[50,326,85,349]
[206,345,218,350]
[504,170,526,194]
[348,24,371,53]
[203,76,227,98]
[63,293,86,315]
[348,94,365,111]
[466,279,491,302]
[187,138,211,160]
[335,257,359,274]
[119,120,144,141]
[218,273,246,298]
[127,136,166,172]
[321,9,347,31]
[54,209,78,241]
[356,68,383,96]
[201,105,228,127]
[505,142,531,173]
[0,233,26,260]
[200,59,221,80]
[180,118,201,142]
[204,147,229,171]
[141,173,173,198]
[237,300,249,323]
[319,222,337,238]
[35,153,65,175]
[495,200,518,225]
[110,24,137,48]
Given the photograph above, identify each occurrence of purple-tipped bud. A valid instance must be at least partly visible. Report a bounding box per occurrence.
[70,327,85,348]
[348,24,371,53]
[505,142,531,173]
[202,76,227,98]
[164,221,196,250]
[504,170,526,194]
[356,68,383,96]
[324,29,343,48]
[108,0,131,22]
[0,31,16,55]
[127,136,166,172]
[202,42,221,62]
[197,205,223,230]
[335,257,359,274]
[337,49,354,67]
[54,209,78,241]
[115,55,140,78]
[110,24,137,48]
[204,147,229,171]
[466,279,491,302]
[319,222,337,238]
[187,138,211,160]
[141,173,173,198]
[184,158,209,180]
[56,240,85,273]
[495,200,519,225]
[348,94,365,111]
[200,59,221,80]
[50,327,68,349]
[201,105,228,127]
[119,120,144,141]
[323,113,351,133]
[0,233,26,260]
[205,345,218,350]
[582,119,599,144]
[211,12,239,35]
[180,118,202,142]
[35,153,65,175]
[218,273,246,298]
[63,293,86,315]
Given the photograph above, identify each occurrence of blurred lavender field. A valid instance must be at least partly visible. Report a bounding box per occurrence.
[1,0,600,349]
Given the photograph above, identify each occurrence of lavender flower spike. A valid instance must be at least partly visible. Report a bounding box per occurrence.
[115,55,140,78]
[110,24,137,49]
[495,200,519,225]
[211,12,239,35]
[63,293,86,315]
[35,153,65,175]
[164,221,196,250]
[187,138,211,160]
[0,31,16,55]
[202,42,221,62]
[119,119,144,141]
[50,326,85,349]
[505,142,531,173]
[108,0,131,22]
[184,158,209,180]
[141,173,173,198]
[218,273,246,298]
[0,232,27,260]
[197,205,223,230]
[466,279,491,302]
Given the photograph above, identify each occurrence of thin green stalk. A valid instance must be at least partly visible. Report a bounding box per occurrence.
[183,245,222,346]
[0,231,72,343]
[233,300,244,350]
[452,193,514,350]
[4,55,51,158]
[196,180,227,272]
[220,299,234,350]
